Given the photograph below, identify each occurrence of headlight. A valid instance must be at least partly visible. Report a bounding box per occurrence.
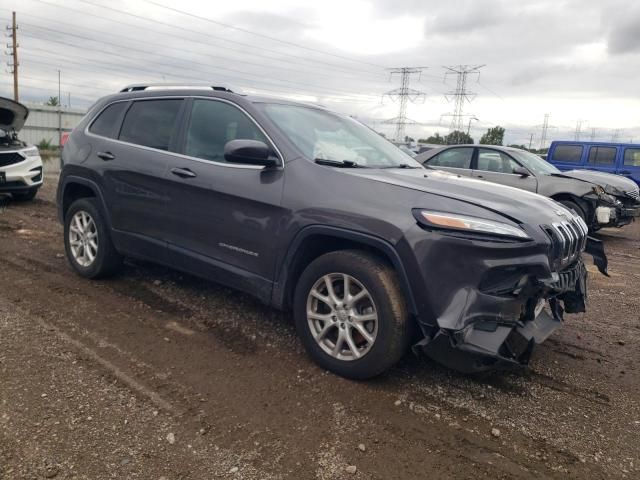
[23,147,40,157]
[413,210,531,239]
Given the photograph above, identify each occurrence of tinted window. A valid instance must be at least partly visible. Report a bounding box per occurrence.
[428,148,473,169]
[624,148,640,167]
[476,149,520,174]
[119,99,182,150]
[185,99,267,162]
[89,102,128,138]
[553,145,583,163]
[587,146,617,165]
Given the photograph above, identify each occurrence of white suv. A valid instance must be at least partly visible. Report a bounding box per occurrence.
[0,97,43,201]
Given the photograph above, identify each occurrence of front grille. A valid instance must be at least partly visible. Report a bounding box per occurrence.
[0,151,26,167]
[626,189,639,201]
[542,215,588,270]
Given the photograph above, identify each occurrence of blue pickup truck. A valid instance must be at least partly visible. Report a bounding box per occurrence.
[547,141,640,187]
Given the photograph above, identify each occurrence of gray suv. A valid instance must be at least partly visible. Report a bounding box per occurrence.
[57,85,606,378]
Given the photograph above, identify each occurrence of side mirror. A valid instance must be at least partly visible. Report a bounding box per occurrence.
[224,139,278,167]
[513,166,530,177]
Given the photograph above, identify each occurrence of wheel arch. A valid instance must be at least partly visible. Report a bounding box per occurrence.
[272,226,418,316]
[58,176,110,228]
[550,192,593,220]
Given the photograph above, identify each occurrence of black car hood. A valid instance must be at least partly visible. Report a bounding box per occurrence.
[348,168,567,226]
[560,170,639,195]
[0,97,28,132]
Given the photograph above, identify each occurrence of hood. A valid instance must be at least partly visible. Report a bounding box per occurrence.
[347,168,569,226]
[560,170,638,195]
[0,97,29,132]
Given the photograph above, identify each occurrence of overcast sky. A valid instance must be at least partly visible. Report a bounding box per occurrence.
[1,0,639,146]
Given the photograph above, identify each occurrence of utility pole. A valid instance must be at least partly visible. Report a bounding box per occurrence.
[58,70,62,148]
[6,11,19,101]
[441,65,484,132]
[382,67,427,142]
[574,120,586,141]
[466,116,478,136]
[528,133,535,150]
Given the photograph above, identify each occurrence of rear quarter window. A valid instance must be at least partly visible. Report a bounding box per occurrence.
[552,145,583,163]
[118,99,183,151]
[88,102,129,138]
[587,146,617,166]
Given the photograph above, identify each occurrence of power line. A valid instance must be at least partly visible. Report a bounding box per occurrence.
[441,64,484,132]
[141,0,387,70]
[381,67,427,142]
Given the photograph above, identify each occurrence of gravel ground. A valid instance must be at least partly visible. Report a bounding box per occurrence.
[0,172,639,479]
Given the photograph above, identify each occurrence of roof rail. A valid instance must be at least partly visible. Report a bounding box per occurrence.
[119,83,233,93]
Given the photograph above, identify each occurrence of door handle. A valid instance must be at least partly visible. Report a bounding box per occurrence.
[170,167,197,178]
[476,174,484,179]
[97,151,115,161]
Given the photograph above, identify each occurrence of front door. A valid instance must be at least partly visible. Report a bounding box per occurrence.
[471,148,538,192]
[163,98,286,299]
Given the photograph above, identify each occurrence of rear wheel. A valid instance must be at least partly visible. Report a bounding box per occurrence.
[293,250,411,379]
[64,198,122,278]
[12,188,38,201]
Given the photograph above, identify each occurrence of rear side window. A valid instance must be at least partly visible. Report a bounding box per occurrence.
[88,102,128,138]
[624,148,640,167]
[119,99,182,151]
[184,99,267,162]
[587,146,617,166]
[552,145,583,163]
[427,148,473,169]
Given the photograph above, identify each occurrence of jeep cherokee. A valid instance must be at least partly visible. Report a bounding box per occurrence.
[56,85,606,378]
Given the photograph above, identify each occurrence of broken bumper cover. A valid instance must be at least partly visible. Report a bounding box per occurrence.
[417,261,588,373]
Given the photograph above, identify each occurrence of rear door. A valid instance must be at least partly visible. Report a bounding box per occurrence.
[87,97,185,260]
[163,97,286,299]
[585,145,618,175]
[619,146,640,186]
[422,147,474,176]
[471,148,538,192]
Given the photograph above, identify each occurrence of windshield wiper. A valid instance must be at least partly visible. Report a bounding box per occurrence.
[314,158,366,168]
[380,163,422,169]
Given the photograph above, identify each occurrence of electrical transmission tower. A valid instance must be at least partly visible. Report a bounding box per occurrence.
[441,65,484,132]
[5,11,19,101]
[611,129,622,142]
[382,67,427,142]
[574,120,587,141]
[590,128,596,141]
[537,113,557,150]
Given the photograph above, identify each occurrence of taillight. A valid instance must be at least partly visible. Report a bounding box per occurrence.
[61,132,70,147]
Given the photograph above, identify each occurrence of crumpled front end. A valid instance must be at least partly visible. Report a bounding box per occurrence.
[587,185,640,228]
[406,212,603,373]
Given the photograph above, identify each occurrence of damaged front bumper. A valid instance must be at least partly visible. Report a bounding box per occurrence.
[416,259,589,373]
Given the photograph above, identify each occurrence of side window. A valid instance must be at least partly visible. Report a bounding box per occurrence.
[427,148,473,169]
[553,145,583,163]
[477,149,520,174]
[587,146,617,166]
[624,148,640,167]
[184,99,267,162]
[118,99,182,151]
[88,102,128,138]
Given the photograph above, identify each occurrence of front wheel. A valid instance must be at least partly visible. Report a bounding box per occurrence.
[293,250,411,380]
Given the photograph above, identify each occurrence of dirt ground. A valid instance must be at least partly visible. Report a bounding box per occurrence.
[0,172,639,479]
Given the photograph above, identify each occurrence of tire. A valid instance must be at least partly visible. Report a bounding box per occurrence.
[12,188,38,201]
[293,250,411,380]
[559,199,587,224]
[64,197,122,278]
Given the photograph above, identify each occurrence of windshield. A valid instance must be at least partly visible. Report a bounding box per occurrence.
[511,149,560,175]
[258,103,423,168]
